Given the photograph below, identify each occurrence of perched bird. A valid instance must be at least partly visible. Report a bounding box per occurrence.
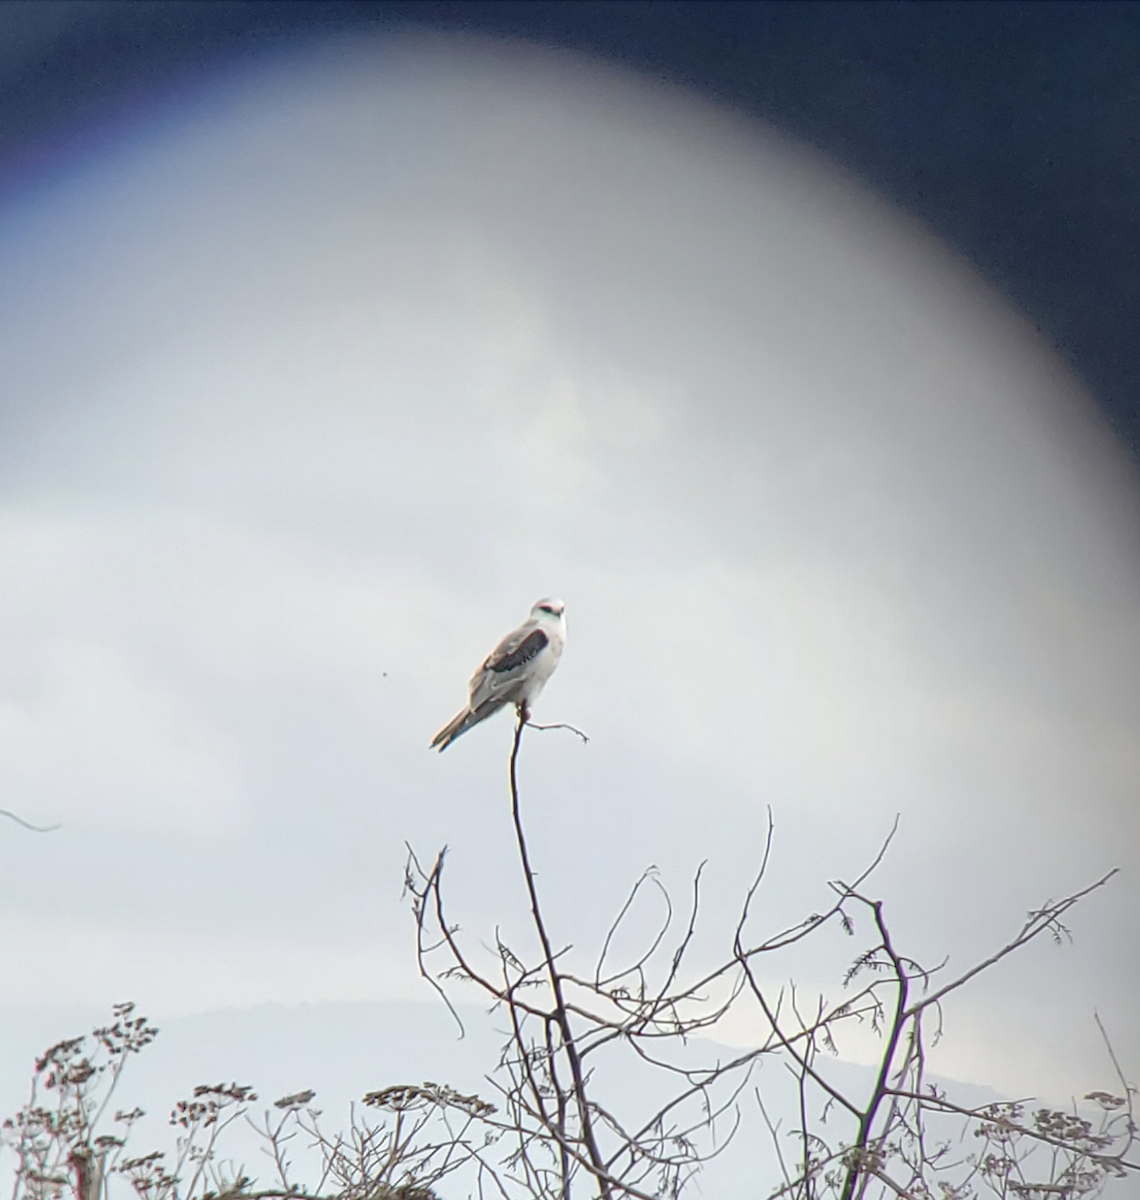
[431,598,566,752]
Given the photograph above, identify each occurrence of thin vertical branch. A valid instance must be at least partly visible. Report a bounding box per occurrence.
[839,898,909,1200]
[508,712,614,1200]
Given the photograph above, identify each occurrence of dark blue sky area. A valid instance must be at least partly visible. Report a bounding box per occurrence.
[3,1,1139,455]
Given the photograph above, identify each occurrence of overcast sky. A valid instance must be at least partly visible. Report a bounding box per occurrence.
[1,30,1138,1189]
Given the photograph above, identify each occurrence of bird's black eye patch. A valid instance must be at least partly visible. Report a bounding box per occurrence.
[540,605,554,613]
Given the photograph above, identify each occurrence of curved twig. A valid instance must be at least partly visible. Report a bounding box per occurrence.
[524,719,590,745]
[0,807,59,832]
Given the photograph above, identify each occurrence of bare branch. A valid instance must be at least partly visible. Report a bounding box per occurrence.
[0,807,59,832]
[905,869,1119,1019]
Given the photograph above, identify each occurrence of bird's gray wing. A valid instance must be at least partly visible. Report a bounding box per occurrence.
[468,622,549,710]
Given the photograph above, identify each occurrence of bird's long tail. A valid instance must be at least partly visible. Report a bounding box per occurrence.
[430,704,498,752]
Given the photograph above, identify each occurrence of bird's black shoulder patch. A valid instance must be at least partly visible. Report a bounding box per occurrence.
[489,629,548,673]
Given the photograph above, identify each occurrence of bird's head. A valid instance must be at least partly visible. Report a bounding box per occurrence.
[532,597,565,621]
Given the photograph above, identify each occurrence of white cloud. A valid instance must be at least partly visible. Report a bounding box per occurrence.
[0,637,248,835]
[0,909,421,1015]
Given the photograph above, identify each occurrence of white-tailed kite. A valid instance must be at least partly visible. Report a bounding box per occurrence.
[431,598,566,752]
